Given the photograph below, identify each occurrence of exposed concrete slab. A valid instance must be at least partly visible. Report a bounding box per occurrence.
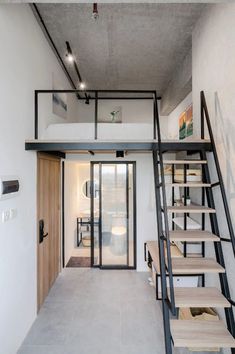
[34,3,205,99]
[0,1,231,3]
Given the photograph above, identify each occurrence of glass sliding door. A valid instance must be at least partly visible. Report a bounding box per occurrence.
[90,163,100,266]
[91,162,136,269]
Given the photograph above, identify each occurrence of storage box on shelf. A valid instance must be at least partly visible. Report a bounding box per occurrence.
[174,168,202,183]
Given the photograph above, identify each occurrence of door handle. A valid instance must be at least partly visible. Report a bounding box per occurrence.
[39,219,48,244]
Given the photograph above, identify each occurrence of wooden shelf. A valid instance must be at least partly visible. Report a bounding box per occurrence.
[168,205,216,214]
[171,320,235,348]
[163,160,207,165]
[171,257,225,274]
[146,241,182,271]
[173,287,230,308]
[170,230,220,242]
[166,182,211,187]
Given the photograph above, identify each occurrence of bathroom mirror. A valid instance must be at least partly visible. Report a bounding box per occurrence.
[82,180,99,198]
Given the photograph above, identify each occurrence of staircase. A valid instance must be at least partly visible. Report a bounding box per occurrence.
[153,91,235,353]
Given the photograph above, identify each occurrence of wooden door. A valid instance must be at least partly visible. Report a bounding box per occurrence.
[37,153,61,310]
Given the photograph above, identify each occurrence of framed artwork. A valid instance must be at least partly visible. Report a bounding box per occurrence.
[52,92,67,119]
[185,104,193,137]
[52,73,67,119]
[179,111,187,140]
[98,106,122,123]
[179,104,193,139]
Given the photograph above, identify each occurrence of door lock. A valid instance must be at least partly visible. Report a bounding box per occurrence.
[39,219,48,243]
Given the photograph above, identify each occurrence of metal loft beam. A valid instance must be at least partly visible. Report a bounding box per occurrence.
[25,141,212,152]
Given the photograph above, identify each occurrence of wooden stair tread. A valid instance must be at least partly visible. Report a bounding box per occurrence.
[146,241,224,274]
[168,205,216,213]
[171,257,225,274]
[173,287,230,308]
[163,160,207,164]
[170,230,220,242]
[171,320,235,348]
[166,182,211,187]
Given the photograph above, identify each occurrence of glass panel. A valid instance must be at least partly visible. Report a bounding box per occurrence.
[101,164,128,266]
[128,164,134,267]
[92,164,100,266]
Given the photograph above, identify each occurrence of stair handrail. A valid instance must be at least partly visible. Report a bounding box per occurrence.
[200,91,235,257]
[153,91,176,315]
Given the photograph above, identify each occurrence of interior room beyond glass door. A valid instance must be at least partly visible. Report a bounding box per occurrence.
[91,162,136,269]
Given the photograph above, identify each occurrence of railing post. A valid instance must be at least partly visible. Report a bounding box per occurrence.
[95,91,98,140]
[154,90,176,314]
[35,91,38,140]
[200,91,205,139]
[153,93,157,140]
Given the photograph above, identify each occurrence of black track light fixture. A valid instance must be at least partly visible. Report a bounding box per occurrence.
[65,41,74,62]
[85,93,90,105]
[92,3,99,20]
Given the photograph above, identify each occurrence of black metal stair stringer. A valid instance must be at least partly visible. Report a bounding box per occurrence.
[152,149,173,354]
[152,91,177,354]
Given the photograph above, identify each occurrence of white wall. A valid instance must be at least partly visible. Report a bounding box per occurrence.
[167,92,192,139]
[192,4,235,343]
[66,153,167,271]
[0,5,72,354]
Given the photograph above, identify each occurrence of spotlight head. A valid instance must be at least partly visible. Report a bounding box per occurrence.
[80,82,86,90]
[116,151,124,158]
[92,3,99,20]
[66,53,74,62]
[85,94,90,105]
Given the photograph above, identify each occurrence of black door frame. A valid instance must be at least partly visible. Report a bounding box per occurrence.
[90,161,137,270]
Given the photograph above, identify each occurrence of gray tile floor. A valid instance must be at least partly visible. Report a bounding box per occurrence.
[18,269,220,354]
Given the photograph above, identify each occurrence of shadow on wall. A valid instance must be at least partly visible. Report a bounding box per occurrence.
[214,92,235,232]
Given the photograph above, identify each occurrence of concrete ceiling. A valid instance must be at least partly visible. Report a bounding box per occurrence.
[36,3,206,113]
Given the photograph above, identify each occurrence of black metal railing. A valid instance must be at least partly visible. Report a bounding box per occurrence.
[34,89,161,141]
[201,91,235,344]
[201,91,235,256]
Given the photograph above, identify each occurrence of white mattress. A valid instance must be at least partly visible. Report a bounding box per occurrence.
[41,122,154,140]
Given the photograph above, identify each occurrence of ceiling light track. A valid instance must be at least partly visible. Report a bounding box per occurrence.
[65,41,89,102]
[66,41,83,83]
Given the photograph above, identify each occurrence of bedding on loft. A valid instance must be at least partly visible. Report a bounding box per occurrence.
[41,122,155,140]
